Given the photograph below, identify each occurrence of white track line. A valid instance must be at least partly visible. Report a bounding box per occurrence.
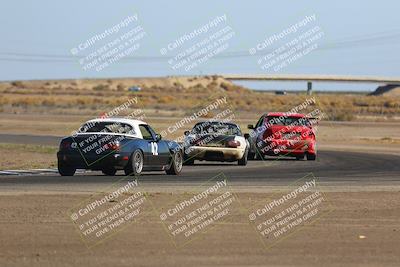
[0,169,90,176]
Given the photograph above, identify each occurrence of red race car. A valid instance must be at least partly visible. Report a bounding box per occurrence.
[247,112,317,160]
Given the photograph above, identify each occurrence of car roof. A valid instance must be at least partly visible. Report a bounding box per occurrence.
[265,112,306,118]
[85,117,147,127]
[195,121,239,127]
[81,117,147,139]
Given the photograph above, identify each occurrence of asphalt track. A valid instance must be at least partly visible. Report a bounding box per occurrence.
[0,134,61,146]
[1,150,399,193]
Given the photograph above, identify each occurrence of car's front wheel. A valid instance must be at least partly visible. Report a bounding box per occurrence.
[166,151,183,175]
[58,161,76,176]
[238,150,248,166]
[124,150,144,176]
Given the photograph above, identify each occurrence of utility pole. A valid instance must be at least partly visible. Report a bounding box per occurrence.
[307,81,313,95]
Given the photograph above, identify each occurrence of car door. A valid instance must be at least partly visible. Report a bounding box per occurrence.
[138,124,159,167]
[147,125,170,166]
[251,115,266,153]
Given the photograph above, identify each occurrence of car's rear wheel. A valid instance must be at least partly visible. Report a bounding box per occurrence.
[296,154,304,160]
[102,168,117,176]
[58,161,76,176]
[124,150,143,176]
[166,151,183,175]
[306,153,316,161]
[238,150,248,166]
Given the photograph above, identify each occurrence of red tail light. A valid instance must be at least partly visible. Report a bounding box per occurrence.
[226,140,240,148]
[300,129,314,139]
[60,141,70,149]
[109,142,120,151]
[105,142,120,151]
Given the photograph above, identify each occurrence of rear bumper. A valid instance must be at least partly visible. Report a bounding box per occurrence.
[256,139,316,156]
[185,146,245,162]
[57,151,130,170]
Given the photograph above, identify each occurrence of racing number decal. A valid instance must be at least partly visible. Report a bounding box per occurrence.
[151,142,158,155]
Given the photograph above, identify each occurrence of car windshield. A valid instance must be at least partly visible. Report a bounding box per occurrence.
[191,122,241,136]
[79,121,135,134]
[266,116,311,126]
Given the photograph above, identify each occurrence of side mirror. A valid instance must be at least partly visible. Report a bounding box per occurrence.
[247,124,254,129]
[155,134,162,141]
[244,133,250,139]
[184,130,190,136]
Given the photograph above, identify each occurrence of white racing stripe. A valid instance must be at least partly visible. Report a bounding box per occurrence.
[0,171,20,175]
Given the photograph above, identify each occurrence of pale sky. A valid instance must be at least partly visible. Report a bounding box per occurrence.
[0,0,399,91]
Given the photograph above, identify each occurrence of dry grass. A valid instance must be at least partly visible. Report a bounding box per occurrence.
[0,76,399,120]
[0,143,57,169]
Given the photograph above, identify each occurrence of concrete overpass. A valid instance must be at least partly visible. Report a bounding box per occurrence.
[223,74,400,94]
[223,74,400,83]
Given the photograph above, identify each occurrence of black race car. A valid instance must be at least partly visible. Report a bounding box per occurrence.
[57,118,183,176]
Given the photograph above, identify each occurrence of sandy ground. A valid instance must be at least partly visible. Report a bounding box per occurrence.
[0,143,56,169]
[0,113,399,266]
[0,190,399,267]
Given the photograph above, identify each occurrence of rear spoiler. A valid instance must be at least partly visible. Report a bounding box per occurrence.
[307,117,320,125]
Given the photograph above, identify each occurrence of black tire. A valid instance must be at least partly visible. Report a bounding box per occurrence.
[166,151,183,175]
[58,161,76,176]
[306,153,316,161]
[238,150,248,166]
[296,154,304,160]
[124,150,144,176]
[247,152,255,160]
[102,168,117,176]
[255,152,263,160]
